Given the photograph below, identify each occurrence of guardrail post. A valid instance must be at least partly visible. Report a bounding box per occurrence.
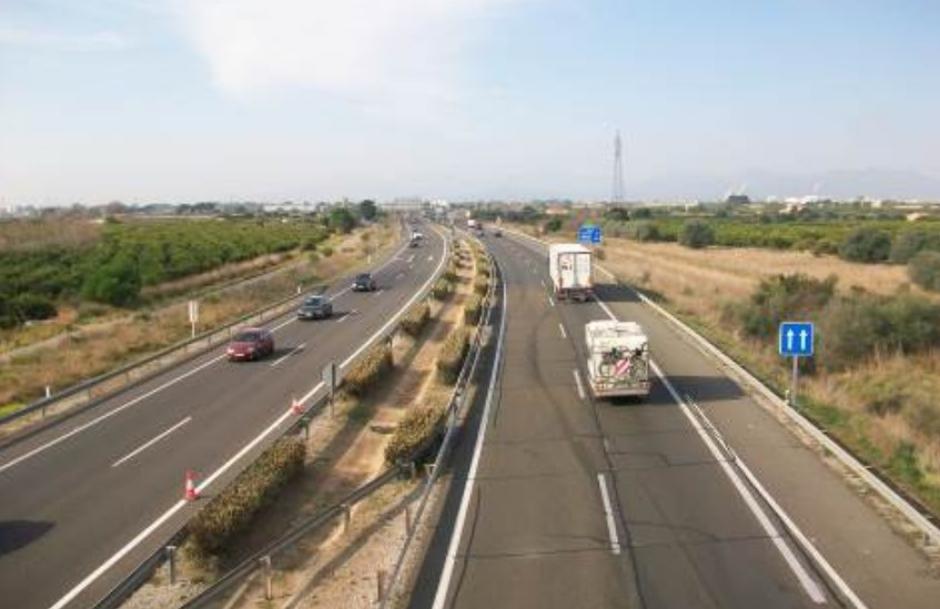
[165,545,177,584]
[376,569,387,604]
[342,504,352,534]
[424,463,435,478]
[260,555,273,600]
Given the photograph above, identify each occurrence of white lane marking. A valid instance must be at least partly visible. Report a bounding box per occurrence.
[597,473,622,555]
[653,361,827,604]
[558,323,567,339]
[373,289,384,297]
[47,232,446,609]
[270,343,305,367]
[511,228,867,609]
[0,354,224,476]
[340,233,448,370]
[432,268,507,609]
[427,255,433,261]
[111,417,191,468]
[407,254,415,263]
[396,272,405,279]
[336,310,355,323]
[573,369,586,401]
[548,295,555,307]
[595,297,827,604]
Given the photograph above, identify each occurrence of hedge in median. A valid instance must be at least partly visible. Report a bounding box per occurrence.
[437,327,469,384]
[431,278,453,301]
[343,341,393,396]
[385,405,445,464]
[188,437,306,558]
[464,293,483,326]
[400,301,431,337]
[473,275,489,296]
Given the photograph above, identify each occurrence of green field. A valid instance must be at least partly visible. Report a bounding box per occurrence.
[0,217,332,327]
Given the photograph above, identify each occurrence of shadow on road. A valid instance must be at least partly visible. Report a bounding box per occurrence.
[0,520,54,556]
[593,283,641,303]
[603,375,744,407]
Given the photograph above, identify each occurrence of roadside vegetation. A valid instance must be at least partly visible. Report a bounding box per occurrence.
[0,217,397,417]
[508,215,940,516]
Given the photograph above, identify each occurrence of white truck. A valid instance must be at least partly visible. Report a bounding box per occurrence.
[467,219,479,230]
[548,243,593,301]
[584,320,651,399]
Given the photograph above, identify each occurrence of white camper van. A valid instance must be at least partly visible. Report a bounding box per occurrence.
[584,320,650,398]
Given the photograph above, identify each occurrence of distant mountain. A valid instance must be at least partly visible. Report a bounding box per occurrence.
[630,169,940,201]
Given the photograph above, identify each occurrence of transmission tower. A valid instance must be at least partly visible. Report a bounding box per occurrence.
[612,130,625,204]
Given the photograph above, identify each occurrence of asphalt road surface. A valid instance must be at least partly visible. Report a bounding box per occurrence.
[0,222,446,609]
[411,229,940,609]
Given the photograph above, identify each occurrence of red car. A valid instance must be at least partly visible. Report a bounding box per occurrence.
[226,327,275,361]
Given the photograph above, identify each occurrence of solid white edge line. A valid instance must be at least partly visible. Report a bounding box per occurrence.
[548,295,555,307]
[506,226,870,609]
[1,240,408,476]
[573,369,586,401]
[0,354,225,476]
[596,278,828,605]
[340,231,447,370]
[597,473,622,555]
[558,323,567,339]
[47,229,444,609]
[111,417,192,468]
[431,268,507,609]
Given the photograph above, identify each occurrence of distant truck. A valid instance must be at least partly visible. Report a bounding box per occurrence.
[584,320,650,399]
[548,243,593,301]
[467,219,479,230]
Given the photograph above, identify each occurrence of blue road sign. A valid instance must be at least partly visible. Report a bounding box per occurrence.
[779,322,814,357]
[578,225,602,244]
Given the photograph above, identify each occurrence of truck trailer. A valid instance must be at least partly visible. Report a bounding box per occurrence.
[548,243,593,301]
[584,320,650,399]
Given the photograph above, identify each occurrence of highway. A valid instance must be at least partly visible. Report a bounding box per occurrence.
[412,229,940,609]
[0,222,447,609]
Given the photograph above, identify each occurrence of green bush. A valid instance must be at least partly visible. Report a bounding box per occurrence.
[629,221,661,242]
[732,274,837,339]
[443,262,458,283]
[320,245,334,257]
[473,275,489,296]
[679,220,715,249]
[431,278,452,301]
[9,294,57,322]
[384,406,445,464]
[544,217,563,233]
[819,292,940,370]
[437,328,469,384]
[400,301,430,337]
[464,293,483,326]
[342,341,393,396]
[81,255,142,306]
[839,227,891,263]
[890,230,940,264]
[908,251,940,292]
[188,437,305,558]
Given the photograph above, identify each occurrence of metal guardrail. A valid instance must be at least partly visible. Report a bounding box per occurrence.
[378,239,500,609]
[86,225,448,609]
[0,226,412,430]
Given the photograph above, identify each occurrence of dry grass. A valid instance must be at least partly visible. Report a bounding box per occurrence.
[511,223,940,513]
[0,218,102,251]
[0,223,397,409]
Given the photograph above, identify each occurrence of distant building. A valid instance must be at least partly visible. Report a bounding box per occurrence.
[725,194,751,205]
[545,205,569,216]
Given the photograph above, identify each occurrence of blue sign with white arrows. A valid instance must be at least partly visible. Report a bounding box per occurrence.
[779,322,814,357]
[578,224,602,244]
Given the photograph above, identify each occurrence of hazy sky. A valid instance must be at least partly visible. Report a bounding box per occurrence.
[2,0,939,205]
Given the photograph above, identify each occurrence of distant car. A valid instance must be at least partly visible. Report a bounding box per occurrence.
[493,228,502,237]
[409,238,421,248]
[227,328,275,361]
[297,294,332,320]
[352,272,377,292]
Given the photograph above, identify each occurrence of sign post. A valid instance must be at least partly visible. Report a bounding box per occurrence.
[323,361,337,417]
[188,300,199,338]
[778,321,814,407]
